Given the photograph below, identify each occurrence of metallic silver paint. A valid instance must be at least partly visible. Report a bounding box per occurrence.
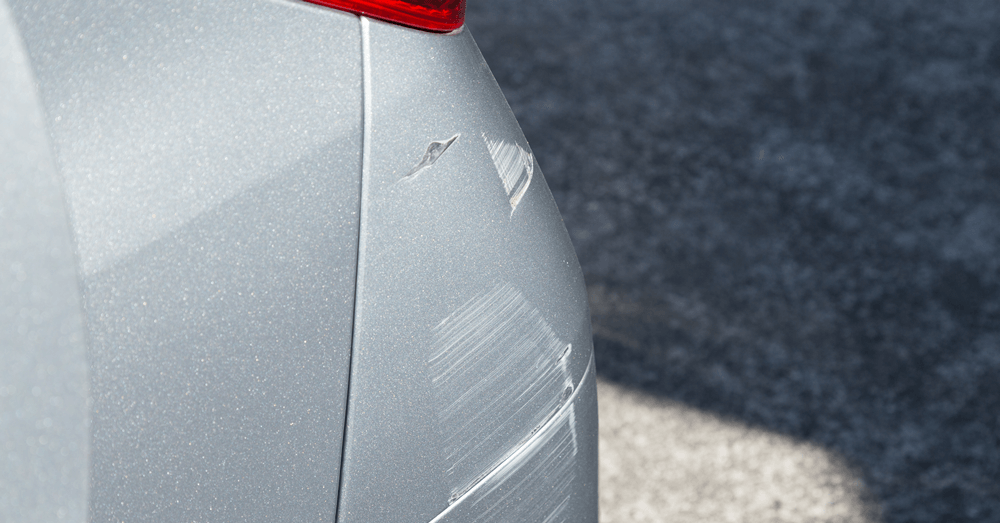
[0,2,89,520]
[336,18,597,523]
[7,0,363,520]
[3,1,597,520]
[10,0,362,276]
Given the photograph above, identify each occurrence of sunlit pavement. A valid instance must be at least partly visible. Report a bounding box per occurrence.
[597,379,879,523]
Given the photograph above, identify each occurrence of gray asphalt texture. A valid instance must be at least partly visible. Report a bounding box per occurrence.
[467,1,1000,522]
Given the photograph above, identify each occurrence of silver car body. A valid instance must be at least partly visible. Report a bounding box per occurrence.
[0,0,597,521]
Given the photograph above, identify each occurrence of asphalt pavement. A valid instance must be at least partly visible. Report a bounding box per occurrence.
[468,1,1000,522]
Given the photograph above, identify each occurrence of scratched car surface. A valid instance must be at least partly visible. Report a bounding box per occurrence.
[0,0,597,521]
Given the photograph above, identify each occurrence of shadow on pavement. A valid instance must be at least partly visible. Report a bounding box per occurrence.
[468,1,1000,521]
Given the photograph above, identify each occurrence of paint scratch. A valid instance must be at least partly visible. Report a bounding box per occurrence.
[406,134,460,178]
[483,134,534,215]
[427,353,593,523]
[429,282,577,504]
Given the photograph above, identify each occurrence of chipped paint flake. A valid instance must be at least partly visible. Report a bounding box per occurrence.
[406,134,460,178]
[483,134,534,215]
[429,282,577,504]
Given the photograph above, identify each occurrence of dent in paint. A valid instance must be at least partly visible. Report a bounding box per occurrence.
[405,134,460,179]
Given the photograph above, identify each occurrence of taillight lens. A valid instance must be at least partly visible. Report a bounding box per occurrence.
[305,0,466,33]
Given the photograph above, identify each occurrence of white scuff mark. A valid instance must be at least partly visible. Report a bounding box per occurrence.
[427,354,593,523]
[429,283,577,504]
[483,134,533,215]
[541,496,573,523]
[405,134,460,179]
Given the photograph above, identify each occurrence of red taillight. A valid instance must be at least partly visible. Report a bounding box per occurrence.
[305,0,466,33]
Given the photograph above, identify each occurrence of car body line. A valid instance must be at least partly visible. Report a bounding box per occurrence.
[335,14,371,523]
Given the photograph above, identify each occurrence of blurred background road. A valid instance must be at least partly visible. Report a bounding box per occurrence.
[467,1,1000,522]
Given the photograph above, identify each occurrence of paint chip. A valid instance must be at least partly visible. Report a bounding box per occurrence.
[405,134,460,178]
[483,134,534,215]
